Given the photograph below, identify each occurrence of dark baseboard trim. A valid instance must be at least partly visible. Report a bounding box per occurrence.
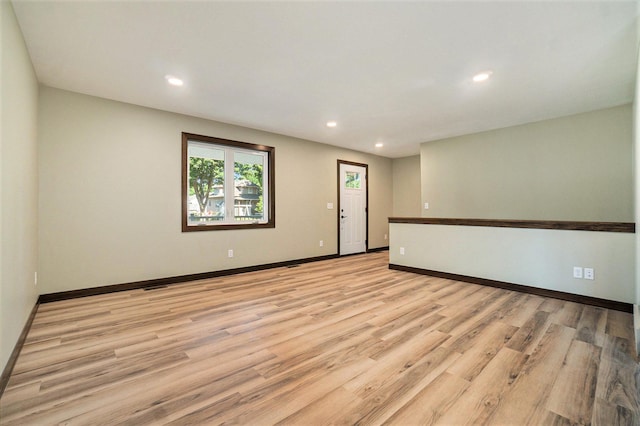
[388,217,635,233]
[389,264,633,313]
[338,247,388,258]
[1,301,39,398]
[39,254,340,304]
[338,252,368,258]
[367,246,389,253]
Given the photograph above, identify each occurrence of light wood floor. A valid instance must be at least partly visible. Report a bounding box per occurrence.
[1,251,638,425]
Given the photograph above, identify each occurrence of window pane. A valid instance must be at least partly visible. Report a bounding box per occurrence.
[345,171,360,189]
[182,132,275,231]
[234,151,265,222]
[187,144,225,225]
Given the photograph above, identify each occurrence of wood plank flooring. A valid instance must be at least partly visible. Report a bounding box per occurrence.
[1,251,638,425]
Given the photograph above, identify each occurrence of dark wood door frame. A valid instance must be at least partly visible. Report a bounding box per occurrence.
[337,159,369,256]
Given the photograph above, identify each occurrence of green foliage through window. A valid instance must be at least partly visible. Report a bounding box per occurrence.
[345,171,360,189]
[189,157,224,215]
[182,133,275,231]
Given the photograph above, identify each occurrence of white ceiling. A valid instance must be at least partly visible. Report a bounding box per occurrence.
[11,1,639,158]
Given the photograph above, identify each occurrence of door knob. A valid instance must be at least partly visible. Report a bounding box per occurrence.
[341,215,347,219]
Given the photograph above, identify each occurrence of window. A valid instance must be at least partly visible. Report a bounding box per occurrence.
[345,171,361,189]
[182,133,275,231]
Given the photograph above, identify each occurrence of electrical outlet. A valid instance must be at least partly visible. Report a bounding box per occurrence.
[584,268,594,280]
[319,240,324,247]
[400,247,405,255]
[424,202,429,210]
[384,234,388,240]
[34,272,38,286]
[573,267,583,279]
[228,249,234,258]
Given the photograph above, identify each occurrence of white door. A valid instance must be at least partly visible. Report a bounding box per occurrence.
[339,162,367,255]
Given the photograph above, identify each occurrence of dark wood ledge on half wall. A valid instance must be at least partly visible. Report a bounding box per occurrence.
[388,217,636,233]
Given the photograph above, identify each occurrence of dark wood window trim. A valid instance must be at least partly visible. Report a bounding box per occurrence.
[182,132,275,232]
[388,217,635,233]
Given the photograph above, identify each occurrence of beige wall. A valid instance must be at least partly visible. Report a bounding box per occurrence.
[633,34,640,354]
[388,103,637,324]
[390,223,635,303]
[392,155,421,217]
[1,0,40,372]
[421,105,633,222]
[38,87,392,294]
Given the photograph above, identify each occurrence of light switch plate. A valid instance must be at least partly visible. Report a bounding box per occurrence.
[573,267,583,279]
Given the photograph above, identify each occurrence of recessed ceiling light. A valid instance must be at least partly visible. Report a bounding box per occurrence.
[165,75,184,86]
[472,71,492,83]
[326,121,337,128]
[375,143,383,148]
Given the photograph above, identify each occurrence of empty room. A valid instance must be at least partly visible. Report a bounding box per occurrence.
[1,1,639,424]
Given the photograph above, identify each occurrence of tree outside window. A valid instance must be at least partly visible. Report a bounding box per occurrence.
[182,133,275,231]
